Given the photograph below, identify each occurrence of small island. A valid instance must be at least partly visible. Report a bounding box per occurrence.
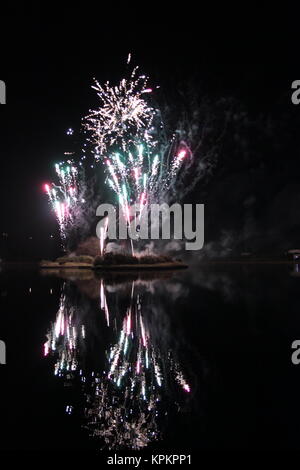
[40,252,188,270]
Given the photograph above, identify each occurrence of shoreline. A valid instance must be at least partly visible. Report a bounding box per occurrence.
[1,258,299,270]
[39,261,188,270]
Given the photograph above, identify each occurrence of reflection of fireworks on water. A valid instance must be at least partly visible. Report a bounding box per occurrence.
[85,281,191,450]
[100,279,110,326]
[85,374,160,449]
[104,284,190,396]
[45,278,191,450]
[44,287,85,377]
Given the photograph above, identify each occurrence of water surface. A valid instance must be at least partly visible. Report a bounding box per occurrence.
[0,263,299,451]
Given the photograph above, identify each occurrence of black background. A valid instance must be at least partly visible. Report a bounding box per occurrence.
[0,6,299,259]
[1,4,300,457]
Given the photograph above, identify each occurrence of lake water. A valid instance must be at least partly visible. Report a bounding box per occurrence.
[0,263,300,453]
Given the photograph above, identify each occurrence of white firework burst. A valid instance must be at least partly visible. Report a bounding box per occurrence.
[84,66,157,156]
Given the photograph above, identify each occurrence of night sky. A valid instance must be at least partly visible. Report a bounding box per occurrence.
[0,7,299,260]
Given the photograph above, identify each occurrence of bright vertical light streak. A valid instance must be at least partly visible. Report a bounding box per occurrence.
[126,310,131,335]
[44,342,49,356]
[100,280,110,326]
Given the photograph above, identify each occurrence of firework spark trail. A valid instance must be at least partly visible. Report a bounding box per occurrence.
[85,65,156,156]
[86,107,190,205]
[99,142,190,256]
[43,59,222,254]
[99,216,109,256]
[44,159,87,243]
[84,59,192,254]
[43,60,193,253]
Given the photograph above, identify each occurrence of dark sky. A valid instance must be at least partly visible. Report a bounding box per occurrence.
[0,7,299,259]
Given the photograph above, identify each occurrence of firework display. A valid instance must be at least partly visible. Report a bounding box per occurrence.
[84,63,156,156]
[44,158,86,241]
[84,58,191,207]
[43,58,192,254]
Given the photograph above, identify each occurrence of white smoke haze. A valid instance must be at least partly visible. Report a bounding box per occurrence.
[105,242,124,254]
[164,240,183,252]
